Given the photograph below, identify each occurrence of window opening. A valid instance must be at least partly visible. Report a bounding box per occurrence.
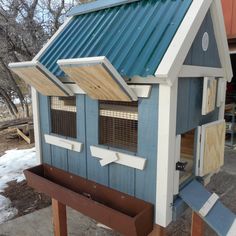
[50,96,77,138]
[99,101,138,152]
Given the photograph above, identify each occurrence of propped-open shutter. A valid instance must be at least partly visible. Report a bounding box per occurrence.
[180,180,236,236]
[9,61,73,96]
[196,120,226,177]
[57,56,137,101]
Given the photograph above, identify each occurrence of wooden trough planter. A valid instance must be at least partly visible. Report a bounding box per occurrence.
[24,164,154,236]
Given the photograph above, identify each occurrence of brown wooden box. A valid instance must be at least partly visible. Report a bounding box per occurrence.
[24,164,154,236]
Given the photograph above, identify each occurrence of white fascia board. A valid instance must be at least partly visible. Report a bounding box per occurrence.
[33,16,73,61]
[155,80,178,227]
[31,88,42,164]
[179,66,225,78]
[210,0,233,82]
[155,0,213,84]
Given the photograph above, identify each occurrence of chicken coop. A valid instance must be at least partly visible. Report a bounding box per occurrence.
[9,0,236,235]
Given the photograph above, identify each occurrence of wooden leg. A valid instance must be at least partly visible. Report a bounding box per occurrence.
[52,199,67,236]
[191,212,204,236]
[148,224,166,236]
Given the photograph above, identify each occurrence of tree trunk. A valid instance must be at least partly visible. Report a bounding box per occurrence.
[0,89,18,117]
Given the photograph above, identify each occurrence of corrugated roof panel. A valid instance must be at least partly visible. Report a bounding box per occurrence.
[39,0,192,79]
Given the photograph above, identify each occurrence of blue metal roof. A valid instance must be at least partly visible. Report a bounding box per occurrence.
[39,0,192,78]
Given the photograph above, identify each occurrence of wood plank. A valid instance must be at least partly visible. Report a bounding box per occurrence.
[17,128,31,144]
[9,61,72,96]
[201,120,226,176]
[58,57,137,101]
[202,77,217,115]
[52,199,67,236]
[191,212,204,236]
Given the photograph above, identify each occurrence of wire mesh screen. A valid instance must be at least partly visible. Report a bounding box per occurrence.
[99,101,138,152]
[50,97,77,138]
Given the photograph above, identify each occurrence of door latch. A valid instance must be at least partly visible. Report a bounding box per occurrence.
[176,161,188,171]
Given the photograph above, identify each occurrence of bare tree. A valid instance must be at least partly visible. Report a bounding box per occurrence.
[0,0,76,118]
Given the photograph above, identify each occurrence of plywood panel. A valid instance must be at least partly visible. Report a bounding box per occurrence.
[9,61,72,96]
[202,121,225,176]
[202,77,217,115]
[58,57,137,101]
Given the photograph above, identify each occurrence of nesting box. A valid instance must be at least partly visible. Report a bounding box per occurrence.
[9,0,236,235]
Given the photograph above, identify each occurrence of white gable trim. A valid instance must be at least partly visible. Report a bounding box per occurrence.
[155,0,233,83]
[210,0,233,82]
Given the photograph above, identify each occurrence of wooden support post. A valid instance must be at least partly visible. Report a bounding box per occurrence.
[52,199,67,236]
[148,224,166,236]
[191,212,204,236]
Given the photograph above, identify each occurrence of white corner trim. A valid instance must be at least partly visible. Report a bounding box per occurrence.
[155,80,178,227]
[128,85,152,98]
[217,78,226,107]
[31,88,42,164]
[179,65,225,78]
[90,146,146,170]
[173,135,181,195]
[195,126,202,176]
[210,0,233,82]
[155,0,212,84]
[218,79,227,120]
[44,134,83,152]
[227,219,236,236]
[199,193,219,217]
[33,16,73,61]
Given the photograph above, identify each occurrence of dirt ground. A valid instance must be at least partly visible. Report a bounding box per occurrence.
[0,128,51,219]
[0,129,34,156]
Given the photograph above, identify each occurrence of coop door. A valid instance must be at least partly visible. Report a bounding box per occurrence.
[9,61,73,96]
[196,120,226,177]
[57,56,137,102]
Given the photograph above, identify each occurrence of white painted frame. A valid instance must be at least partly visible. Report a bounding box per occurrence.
[57,56,138,101]
[179,65,225,78]
[64,83,152,98]
[90,146,146,170]
[210,0,233,82]
[45,134,83,153]
[155,0,213,84]
[155,80,178,227]
[31,88,42,164]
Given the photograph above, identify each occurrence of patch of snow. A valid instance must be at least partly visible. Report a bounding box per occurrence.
[0,147,38,192]
[0,195,18,224]
[0,147,38,223]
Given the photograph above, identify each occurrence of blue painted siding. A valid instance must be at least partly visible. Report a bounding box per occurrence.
[38,94,52,164]
[177,10,221,135]
[184,10,221,68]
[67,95,87,178]
[176,78,219,135]
[135,85,158,204]
[39,0,192,79]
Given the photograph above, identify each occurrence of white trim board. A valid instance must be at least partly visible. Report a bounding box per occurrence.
[155,80,178,227]
[210,0,233,82]
[44,134,83,153]
[155,0,213,84]
[179,66,225,78]
[33,16,73,61]
[31,88,42,164]
[64,83,152,98]
[90,146,146,170]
